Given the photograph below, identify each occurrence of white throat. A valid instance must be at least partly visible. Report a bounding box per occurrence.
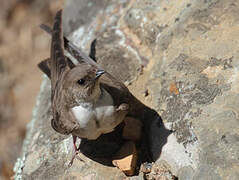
[71,88,117,139]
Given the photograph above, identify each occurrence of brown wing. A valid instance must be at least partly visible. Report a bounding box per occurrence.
[50,10,71,135]
[50,10,68,98]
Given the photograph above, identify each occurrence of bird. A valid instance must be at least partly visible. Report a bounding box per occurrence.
[38,9,149,165]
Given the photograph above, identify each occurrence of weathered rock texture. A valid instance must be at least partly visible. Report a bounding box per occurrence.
[14,0,239,179]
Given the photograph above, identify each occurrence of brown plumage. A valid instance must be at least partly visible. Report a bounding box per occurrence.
[38,10,149,165]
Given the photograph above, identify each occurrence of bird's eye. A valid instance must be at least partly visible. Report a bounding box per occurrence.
[77,79,85,85]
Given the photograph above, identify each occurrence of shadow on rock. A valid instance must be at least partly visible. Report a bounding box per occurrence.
[79,105,172,167]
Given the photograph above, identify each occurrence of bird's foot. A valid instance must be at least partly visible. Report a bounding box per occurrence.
[68,135,84,167]
[68,148,84,167]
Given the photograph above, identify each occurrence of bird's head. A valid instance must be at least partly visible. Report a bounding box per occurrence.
[62,63,105,104]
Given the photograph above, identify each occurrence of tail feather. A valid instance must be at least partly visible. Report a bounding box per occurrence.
[38,58,51,78]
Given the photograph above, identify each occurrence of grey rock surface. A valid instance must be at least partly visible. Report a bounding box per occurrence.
[14,0,239,179]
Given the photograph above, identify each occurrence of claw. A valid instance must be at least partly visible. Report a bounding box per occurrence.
[116,103,129,111]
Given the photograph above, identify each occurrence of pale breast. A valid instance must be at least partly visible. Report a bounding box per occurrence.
[71,106,95,128]
[71,89,125,139]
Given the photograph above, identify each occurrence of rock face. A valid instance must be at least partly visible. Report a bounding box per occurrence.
[14,0,239,179]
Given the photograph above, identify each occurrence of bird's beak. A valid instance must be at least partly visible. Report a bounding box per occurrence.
[95,70,105,79]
